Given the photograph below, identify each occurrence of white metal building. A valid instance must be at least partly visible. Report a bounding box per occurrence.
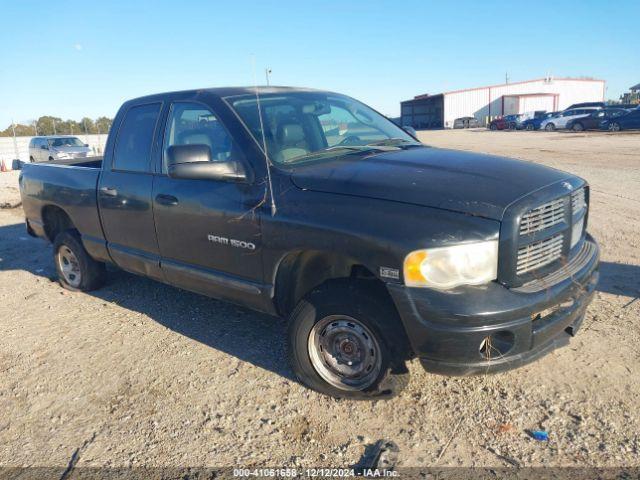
[401,77,606,129]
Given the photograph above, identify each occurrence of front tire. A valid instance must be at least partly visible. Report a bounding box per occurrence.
[287,280,410,399]
[490,124,497,131]
[53,230,106,291]
[526,124,534,131]
[545,123,556,131]
[609,122,621,132]
[572,122,584,132]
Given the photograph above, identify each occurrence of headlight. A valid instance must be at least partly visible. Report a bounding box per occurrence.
[403,240,499,289]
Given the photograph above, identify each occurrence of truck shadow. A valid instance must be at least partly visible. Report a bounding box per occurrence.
[0,220,294,382]
[2,219,639,381]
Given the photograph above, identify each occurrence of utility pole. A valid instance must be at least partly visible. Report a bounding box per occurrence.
[505,72,509,84]
[96,124,102,154]
[265,68,272,86]
[33,121,38,136]
[11,119,19,161]
[53,119,57,135]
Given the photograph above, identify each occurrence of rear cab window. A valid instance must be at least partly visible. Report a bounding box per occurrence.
[113,103,161,172]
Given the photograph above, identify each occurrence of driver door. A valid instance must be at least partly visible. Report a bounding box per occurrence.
[152,101,266,306]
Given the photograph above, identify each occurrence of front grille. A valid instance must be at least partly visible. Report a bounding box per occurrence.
[571,188,586,214]
[516,234,564,275]
[514,240,596,293]
[519,198,565,235]
[500,184,589,287]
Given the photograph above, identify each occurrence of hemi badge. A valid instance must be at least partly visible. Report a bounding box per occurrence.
[380,267,400,280]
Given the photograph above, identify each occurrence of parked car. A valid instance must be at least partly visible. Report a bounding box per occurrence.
[521,112,559,131]
[28,136,93,163]
[565,102,606,110]
[453,116,481,129]
[488,117,508,130]
[540,108,601,131]
[600,108,640,131]
[488,115,521,130]
[20,87,599,399]
[566,108,630,131]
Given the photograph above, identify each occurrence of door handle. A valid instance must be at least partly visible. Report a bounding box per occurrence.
[155,194,179,206]
[100,186,118,197]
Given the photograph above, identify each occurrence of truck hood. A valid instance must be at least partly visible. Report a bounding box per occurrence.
[289,146,571,220]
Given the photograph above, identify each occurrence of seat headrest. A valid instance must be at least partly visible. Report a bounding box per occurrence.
[278,124,305,146]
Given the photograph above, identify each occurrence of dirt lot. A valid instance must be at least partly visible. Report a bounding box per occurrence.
[0,129,639,471]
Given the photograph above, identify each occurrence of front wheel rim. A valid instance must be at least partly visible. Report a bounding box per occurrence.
[57,246,82,287]
[308,315,382,391]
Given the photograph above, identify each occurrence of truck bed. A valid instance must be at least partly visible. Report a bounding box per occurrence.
[20,158,106,245]
[30,156,103,168]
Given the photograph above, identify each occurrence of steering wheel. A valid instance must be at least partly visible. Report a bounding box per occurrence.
[336,135,362,146]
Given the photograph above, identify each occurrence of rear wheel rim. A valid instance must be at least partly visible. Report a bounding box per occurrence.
[610,123,620,132]
[308,315,382,391]
[57,246,81,287]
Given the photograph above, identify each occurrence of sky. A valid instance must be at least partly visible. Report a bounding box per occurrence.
[0,0,638,128]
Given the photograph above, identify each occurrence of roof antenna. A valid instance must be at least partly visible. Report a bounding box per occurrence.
[252,55,277,216]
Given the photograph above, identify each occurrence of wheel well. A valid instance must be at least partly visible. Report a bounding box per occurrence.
[42,205,75,242]
[273,250,390,317]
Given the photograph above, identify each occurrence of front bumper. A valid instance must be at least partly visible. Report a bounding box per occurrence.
[387,237,599,376]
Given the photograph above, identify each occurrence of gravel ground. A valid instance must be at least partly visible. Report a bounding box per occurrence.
[0,170,20,208]
[0,129,638,471]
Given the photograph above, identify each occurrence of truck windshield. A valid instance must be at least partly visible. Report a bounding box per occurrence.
[227,92,419,165]
[49,137,85,147]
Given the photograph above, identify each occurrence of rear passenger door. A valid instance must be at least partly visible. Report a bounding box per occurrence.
[558,110,575,128]
[624,110,640,129]
[98,102,164,280]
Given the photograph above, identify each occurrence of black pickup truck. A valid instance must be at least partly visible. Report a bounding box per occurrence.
[20,87,599,399]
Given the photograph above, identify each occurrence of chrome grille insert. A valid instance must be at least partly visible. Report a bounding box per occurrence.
[571,187,586,215]
[514,240,596,293]
[519,198,565,235]
[516,234,563,275]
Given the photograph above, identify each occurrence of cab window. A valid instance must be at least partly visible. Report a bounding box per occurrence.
[162,102,234,173]
[113,103,161,172]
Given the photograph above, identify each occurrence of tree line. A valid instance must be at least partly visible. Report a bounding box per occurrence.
[0,116,113,137]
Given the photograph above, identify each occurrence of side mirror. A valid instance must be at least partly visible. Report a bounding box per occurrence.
[166,144,247,182]
[403,126,418,138]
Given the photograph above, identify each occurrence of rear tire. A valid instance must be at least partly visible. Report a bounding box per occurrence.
[609,122,621,132]
[526,124,534,131]
[545,123,555,132]
[490,124,497,131]
[572,122,584,132]
[53,230,106,292]
[287,279,410,399]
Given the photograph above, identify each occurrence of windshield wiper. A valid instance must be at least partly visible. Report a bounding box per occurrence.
[324,145,399,152]
[285,144,401,163]
[366,138,420,147]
